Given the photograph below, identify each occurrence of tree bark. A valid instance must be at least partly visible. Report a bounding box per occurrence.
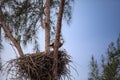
[0,9,24,57]
[45,0,50,54]
[53,0,65,80]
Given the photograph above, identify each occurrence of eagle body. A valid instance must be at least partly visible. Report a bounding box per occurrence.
[50,40,64,48]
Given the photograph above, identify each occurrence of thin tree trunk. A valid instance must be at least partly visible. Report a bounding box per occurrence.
[0,9,24,57]
[45,0,50,54]
[53,0,65,80]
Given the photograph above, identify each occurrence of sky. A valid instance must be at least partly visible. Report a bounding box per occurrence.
[62,0,120,80]
[1,0,120,80]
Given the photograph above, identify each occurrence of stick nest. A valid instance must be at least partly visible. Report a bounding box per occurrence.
[4,50,72,80]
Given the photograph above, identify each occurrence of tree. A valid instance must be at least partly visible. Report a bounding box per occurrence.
[102,40,120,80]
[88,56,100,80]
[0,0,74,80]
[0,0,73,56]
[0,8,24,56]
[88,35,120,80]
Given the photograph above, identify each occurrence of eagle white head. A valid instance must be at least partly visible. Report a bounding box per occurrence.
[60,39,64,44]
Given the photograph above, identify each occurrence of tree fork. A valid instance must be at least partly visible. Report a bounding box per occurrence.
[53,0,65,80]
[0,9,24,57]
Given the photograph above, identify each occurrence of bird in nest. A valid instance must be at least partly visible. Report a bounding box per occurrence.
[50,39,64,48]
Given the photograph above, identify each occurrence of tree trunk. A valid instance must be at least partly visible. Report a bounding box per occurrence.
[45,0,50,54]
[53,0,65,80]
[0,9,24,57]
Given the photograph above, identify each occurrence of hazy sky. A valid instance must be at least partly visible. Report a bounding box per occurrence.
[1,0,120,80]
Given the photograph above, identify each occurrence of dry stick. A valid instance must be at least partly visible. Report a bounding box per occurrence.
[53,0,65,80]
[0,9,24,57]
[45,0,50,54]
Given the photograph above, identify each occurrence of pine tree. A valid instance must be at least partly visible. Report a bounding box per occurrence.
[88,35,120,80]
[0,0,74,56]
[0,0,74,80]
[103,36,120,80]
[88,56,100,80]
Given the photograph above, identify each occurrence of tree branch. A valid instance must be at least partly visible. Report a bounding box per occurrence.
[0,8,24,57]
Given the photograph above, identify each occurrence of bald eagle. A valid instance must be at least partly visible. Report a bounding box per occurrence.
[50,39,64,48]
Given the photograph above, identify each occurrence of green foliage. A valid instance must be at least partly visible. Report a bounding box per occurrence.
[0,0,42,51]
[88,35,120,80]
[88,56,100,80]
[102,36,120,80]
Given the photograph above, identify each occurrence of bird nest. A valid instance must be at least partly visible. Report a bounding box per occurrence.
[4,50,72,80]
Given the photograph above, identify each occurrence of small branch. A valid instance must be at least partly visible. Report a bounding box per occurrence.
[40,2,45,29]
[40,14,45,29]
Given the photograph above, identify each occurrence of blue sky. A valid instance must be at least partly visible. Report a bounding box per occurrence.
[62,0,120,80]
[1,0,120,80]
